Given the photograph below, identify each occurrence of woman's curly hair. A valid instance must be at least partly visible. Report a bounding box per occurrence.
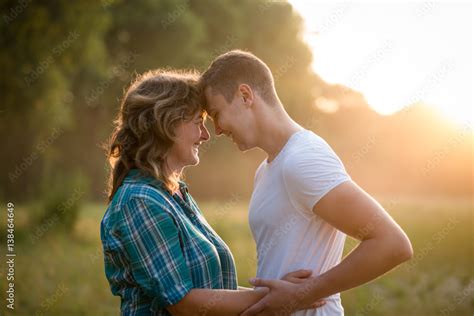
[106,69,204,202]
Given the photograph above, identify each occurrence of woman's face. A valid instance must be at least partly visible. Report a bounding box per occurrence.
[167,112,210,172]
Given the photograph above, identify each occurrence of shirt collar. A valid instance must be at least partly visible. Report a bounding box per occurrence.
[123,168,188,193]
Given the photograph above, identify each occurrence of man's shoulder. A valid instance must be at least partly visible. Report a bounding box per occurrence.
[289,130,331,152]
[280,130,348,184]
[283,131,334,164]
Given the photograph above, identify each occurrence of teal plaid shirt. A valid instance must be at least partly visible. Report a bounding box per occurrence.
[101,169,238,315]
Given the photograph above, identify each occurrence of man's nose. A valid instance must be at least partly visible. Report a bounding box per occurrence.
[214,121,223,136]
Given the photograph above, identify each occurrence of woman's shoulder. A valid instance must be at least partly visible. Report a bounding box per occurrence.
[114,181,173,209]
[103,181,178,230]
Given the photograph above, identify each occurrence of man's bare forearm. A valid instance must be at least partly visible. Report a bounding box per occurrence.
[300,234,412,305]
[298,181,413,306]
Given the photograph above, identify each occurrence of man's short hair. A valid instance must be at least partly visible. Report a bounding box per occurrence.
[200,50,277,104]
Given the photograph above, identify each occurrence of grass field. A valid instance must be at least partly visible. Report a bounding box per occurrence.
[0,197,472,315]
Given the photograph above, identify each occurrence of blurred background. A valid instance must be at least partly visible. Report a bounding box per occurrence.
[0,0,472,315]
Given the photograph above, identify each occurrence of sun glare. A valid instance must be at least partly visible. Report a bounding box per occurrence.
[289,0,473,126]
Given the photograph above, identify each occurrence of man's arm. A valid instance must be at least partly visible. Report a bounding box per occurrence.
[303,180,413,299]
[242,181,413,315]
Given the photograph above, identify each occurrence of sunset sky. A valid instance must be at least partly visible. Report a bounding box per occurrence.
[289,0,473,125]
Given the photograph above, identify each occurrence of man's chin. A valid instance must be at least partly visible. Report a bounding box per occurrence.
[236,142,251,152]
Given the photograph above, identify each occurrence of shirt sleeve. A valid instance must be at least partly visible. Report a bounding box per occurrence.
[282,137,351,217]
[118,196,193,308]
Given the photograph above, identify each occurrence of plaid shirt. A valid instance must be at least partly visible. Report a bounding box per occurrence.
[101,169,238,315]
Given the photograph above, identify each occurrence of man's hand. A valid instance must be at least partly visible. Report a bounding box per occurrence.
[281,269,312,284]
[240,277,325,316]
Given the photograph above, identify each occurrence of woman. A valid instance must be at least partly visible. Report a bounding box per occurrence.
[100,69,323,315]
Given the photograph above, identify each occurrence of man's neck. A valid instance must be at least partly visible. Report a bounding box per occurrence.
[257,109,303,163]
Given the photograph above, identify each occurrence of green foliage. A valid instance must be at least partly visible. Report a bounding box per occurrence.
[35,170,88,233]
[3,0,470,222]
[1,0,317,206]
[1,1,111,204]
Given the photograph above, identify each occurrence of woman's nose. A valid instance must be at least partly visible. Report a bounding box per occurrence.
[200,124,210,142]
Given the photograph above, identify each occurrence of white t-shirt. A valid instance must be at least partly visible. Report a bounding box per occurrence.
[249,129,351,316]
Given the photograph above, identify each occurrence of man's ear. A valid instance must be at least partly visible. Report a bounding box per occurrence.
[238,84,254,107]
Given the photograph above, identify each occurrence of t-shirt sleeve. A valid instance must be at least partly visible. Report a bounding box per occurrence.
[282,137,351,217]
[118,197,193,308]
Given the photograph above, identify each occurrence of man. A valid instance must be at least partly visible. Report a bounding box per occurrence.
[200,50,413,316]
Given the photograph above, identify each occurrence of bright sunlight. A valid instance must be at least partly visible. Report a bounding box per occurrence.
[289,0,473,126]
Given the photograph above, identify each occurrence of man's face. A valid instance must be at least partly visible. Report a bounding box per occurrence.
[204,86,255,151]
